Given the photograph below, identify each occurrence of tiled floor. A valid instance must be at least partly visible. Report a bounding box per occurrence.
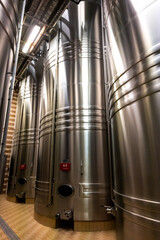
[0,195,117,240]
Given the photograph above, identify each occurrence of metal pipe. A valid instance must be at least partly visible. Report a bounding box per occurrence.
[104,0,160,239]
[0,0,27,162]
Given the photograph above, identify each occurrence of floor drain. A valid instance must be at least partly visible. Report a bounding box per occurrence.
[0,216,20,240]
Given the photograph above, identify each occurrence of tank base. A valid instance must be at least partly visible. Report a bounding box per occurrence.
[25,198,34,204]
[7,196,34,204]
[34,212,56,228]
[34,212,115,231]
[74,220,115,232]
[7,196,17,203]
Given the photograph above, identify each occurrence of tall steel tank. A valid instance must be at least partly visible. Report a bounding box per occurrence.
[35,0,113,228]
[54,0,111,223]
[0,0,19,149]
[103,0,160,239]
[7,59,43,202]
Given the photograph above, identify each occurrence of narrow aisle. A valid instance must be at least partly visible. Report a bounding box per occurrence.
[0,195,116,240]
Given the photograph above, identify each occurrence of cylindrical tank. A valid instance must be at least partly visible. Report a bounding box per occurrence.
[7,59,43,202]
[35,0,112,227]
[54,0,111,222]
[103,0,160,239]
[0,0,19,149]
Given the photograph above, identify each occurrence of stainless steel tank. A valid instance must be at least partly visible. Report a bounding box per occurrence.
[0,0,19,150]
[35,0,112,223]
[54,0,111,222]
[7,59,43,201]
[103,0,160,239]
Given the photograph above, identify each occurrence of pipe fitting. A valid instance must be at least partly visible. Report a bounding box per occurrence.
[64,210,73,219]
[101,205,116,216]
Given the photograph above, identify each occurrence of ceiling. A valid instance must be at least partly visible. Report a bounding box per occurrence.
[16,0,71,83]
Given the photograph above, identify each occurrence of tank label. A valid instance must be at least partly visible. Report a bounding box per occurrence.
[20,164,26,170]
[60,163,71,171]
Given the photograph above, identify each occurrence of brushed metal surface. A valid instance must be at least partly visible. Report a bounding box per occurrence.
[79,183,108,198]
[103,0,160,239]
[35,0,112,222]
[0,0,19,150]
[7,59,43,199]
[35,37,58,217]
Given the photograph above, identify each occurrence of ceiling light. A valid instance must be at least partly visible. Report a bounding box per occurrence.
[22,25,41,53]
[130,0,155,13]
[29,26,46,52]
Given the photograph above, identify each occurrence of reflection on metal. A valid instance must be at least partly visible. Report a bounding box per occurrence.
[35,0,112,222]
[7,59,43,200]
[35,36,58,213]
[103,0,160,239]
[0,0,27,164]
[79,183,108,198]
[0,155,7,193]
[0,0,19,152]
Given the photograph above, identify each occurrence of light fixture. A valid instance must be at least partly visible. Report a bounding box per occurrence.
[29,26,46,52]
[22,25,41,53]
[130,0,155,13]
